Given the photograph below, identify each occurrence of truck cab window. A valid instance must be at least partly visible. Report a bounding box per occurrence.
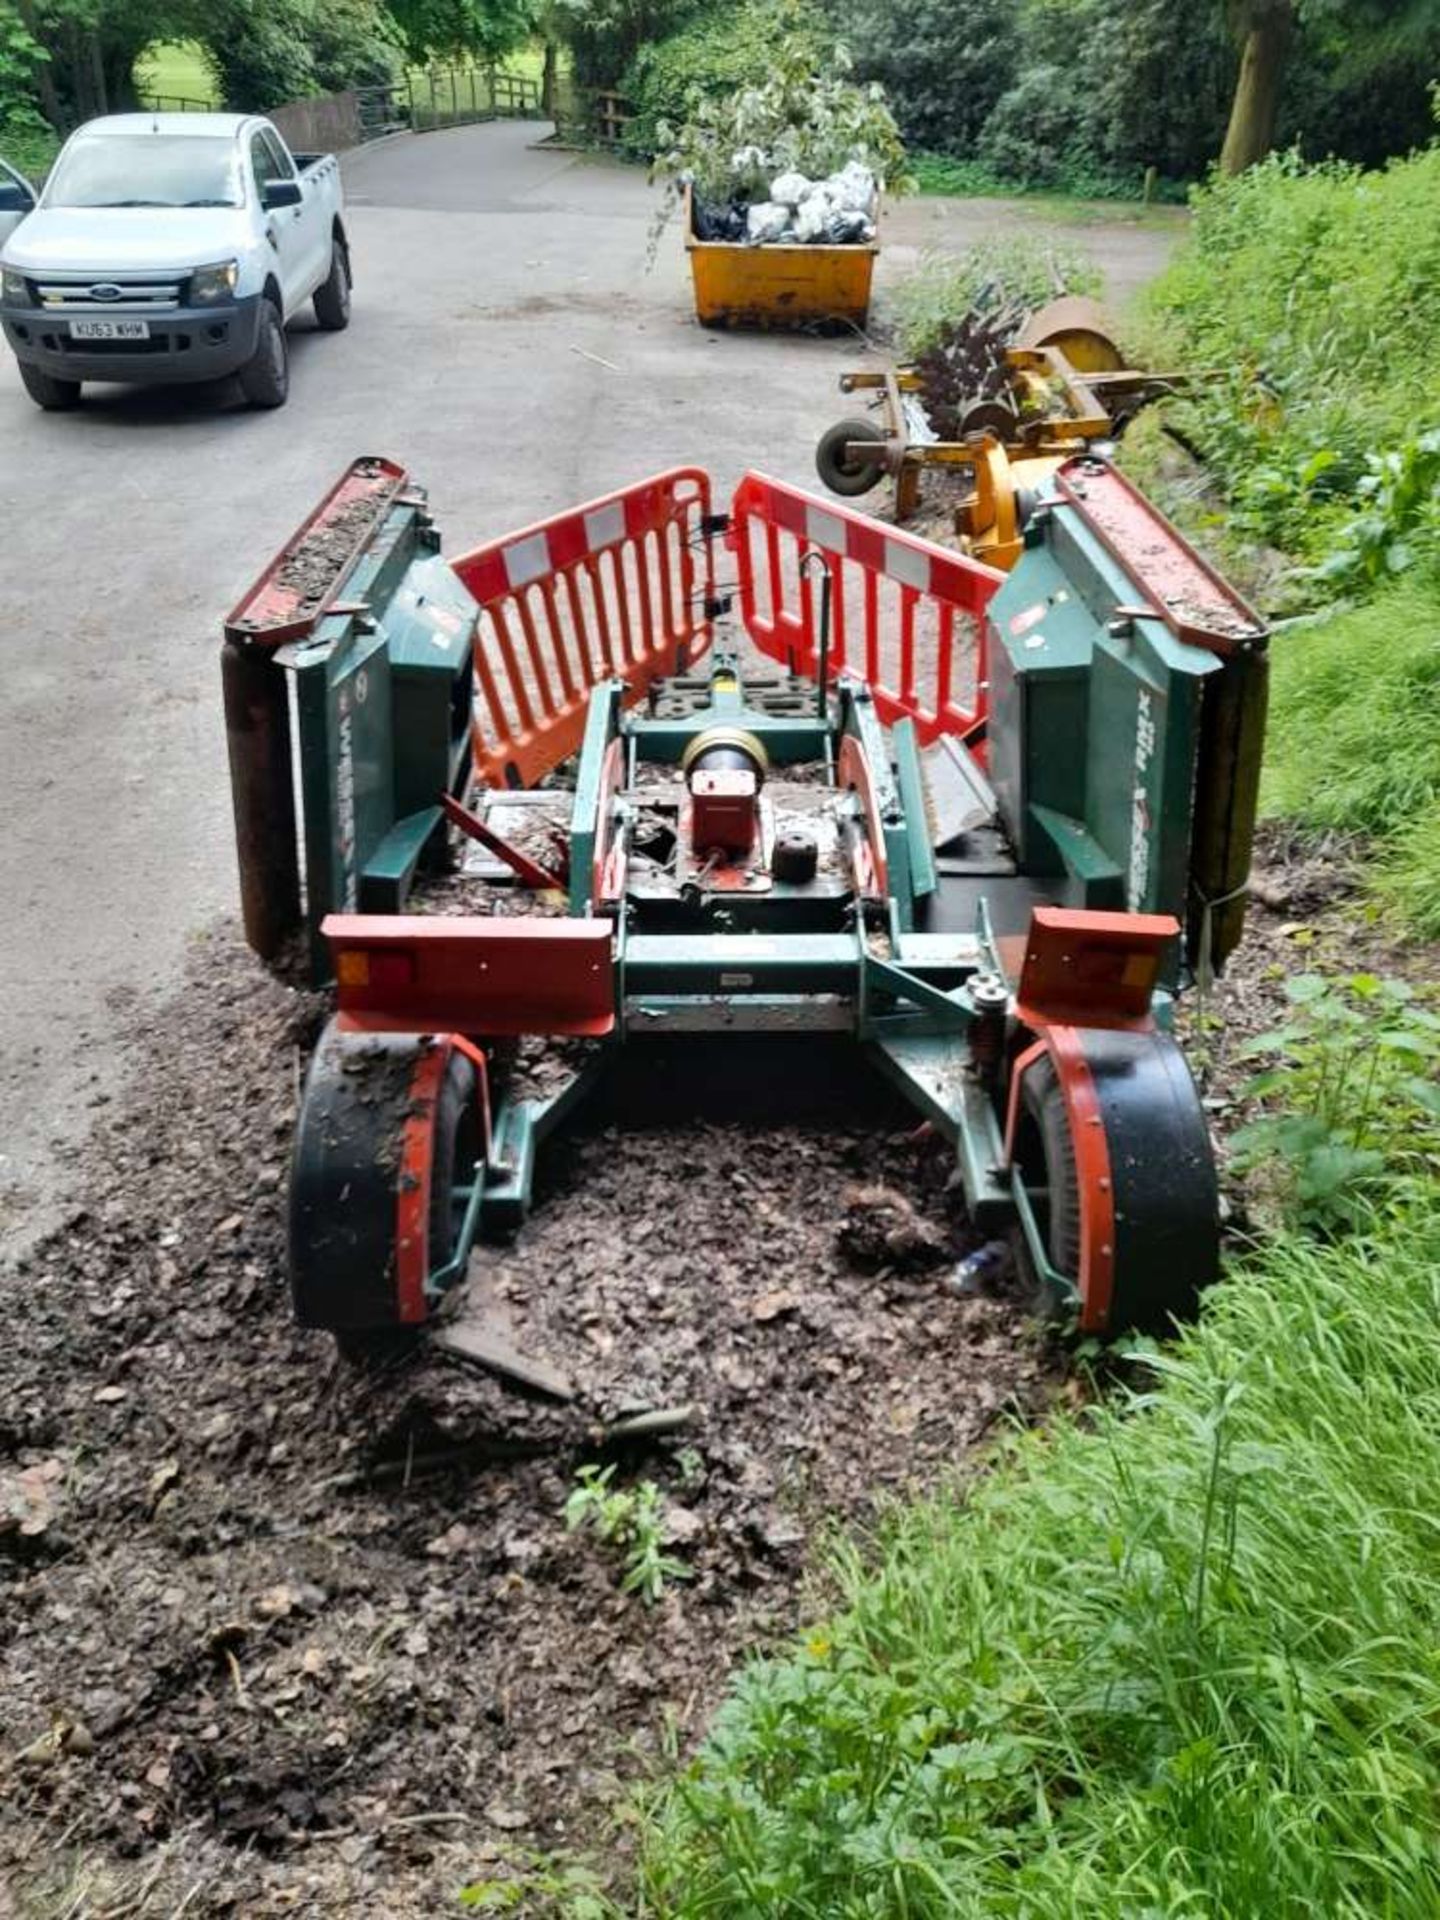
[250,134,281,195]
[260,132,296,182]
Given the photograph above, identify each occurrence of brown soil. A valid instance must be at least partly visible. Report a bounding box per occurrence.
[0,927,1054,1917]
[3,824,1430,1915]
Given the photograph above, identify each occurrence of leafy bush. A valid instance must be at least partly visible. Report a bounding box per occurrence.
[0,107,59,182]
[1232,973,1440,1232]
[204,0,398,108]
[547,0,700,92]
[652,35,908,206]
[1141,142,1440,554]
[621,0,827,160]
[908,150,1010,196]
[892,236,1101,359]
[823,0,1016,157]
[1318,430,1440,591]
[0,0,44,123]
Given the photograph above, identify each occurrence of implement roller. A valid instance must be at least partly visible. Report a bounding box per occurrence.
[222,450,1267,1353]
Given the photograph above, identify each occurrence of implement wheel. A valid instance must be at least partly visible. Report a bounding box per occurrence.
[1011,1029,1218,1336]
[816,416,886,497]
[288,1022,483,1359]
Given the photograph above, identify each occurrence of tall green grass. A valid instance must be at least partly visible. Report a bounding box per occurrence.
[630,1212,1440,1916]
[1140,141,1440,555]
[1261,580,1440,836]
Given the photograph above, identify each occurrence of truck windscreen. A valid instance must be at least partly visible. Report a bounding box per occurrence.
[46,136,244,209]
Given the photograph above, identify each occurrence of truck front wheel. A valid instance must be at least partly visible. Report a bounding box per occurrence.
[19,362,81,411]
[313,240,351,331]
[239,299,289,410]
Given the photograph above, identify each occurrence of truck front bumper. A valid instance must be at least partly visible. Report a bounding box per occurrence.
[1,292,264,386]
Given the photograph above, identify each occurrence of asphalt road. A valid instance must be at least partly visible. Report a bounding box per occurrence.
[0,122,1180,1244]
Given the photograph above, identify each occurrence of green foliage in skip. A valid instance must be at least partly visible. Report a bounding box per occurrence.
[1231,972,1440,1232]
[1142,140,1440,556]
[620,0,827,161]
[630,1194,1440,1913]
[565,1465,690,1604]
[651,33,908,205]
[892,236,1101,359]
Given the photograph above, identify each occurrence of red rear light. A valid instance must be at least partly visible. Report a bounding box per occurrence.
[371,951,417,989]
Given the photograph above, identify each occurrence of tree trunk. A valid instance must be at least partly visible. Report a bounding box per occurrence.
[1219,1,1294,174]
[542,39,558,121]
[89,30,109,115]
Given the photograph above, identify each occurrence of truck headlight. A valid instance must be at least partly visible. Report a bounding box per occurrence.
[189,259,239,306]
[1,265,30,306]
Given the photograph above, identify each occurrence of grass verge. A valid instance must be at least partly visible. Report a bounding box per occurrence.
[628,1207,1440,1915]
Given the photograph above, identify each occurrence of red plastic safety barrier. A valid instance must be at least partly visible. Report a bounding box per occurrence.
[729,472,1004,743]
[452,469,715,788]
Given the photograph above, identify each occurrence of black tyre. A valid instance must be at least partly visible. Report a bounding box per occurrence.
[289,1024,481,1355]
[815,416,886,497]
[19,362,81,411]
[239,299,289,409]
[312,239,351,332]
[1011,1057,1081,1320]
[1011,1032,1219,1337]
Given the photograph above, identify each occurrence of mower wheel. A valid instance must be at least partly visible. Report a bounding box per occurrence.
[288,1022,483,1358]
[1012,1030,1218,1337]
[815,417,886,497]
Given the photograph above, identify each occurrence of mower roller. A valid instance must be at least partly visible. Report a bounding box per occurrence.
[222,450,1268,1351]
[817,296,1192,565]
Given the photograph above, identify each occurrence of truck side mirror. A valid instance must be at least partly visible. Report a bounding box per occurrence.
[0,179,35,213]
[262,180,302,211]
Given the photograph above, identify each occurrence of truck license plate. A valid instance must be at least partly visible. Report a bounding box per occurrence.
[68,318,149,340]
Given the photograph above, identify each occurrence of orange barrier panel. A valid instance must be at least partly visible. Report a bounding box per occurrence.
[729,471,1004,744]
[452,469,715,789]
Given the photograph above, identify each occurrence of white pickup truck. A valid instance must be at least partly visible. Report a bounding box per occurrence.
[0,112,351,411]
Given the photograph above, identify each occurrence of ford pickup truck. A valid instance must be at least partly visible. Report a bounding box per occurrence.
[0,112,351,411]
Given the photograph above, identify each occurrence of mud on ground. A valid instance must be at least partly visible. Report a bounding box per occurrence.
[3,826,1428,1916]
[0,928,1054,1917]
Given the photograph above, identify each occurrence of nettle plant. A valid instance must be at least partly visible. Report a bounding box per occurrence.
[1231,972,1440,1233]
[651,35,910,209]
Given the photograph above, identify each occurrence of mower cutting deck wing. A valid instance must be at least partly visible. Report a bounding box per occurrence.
[223,455,1267,1348]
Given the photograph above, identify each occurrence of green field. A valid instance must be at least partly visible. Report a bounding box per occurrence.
[133,40,219,108]
[133,38,551,116]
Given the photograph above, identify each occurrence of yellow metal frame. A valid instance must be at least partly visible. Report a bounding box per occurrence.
[831,336,1190,564]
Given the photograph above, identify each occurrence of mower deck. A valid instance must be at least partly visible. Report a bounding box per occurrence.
[221,454,1269,1352]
